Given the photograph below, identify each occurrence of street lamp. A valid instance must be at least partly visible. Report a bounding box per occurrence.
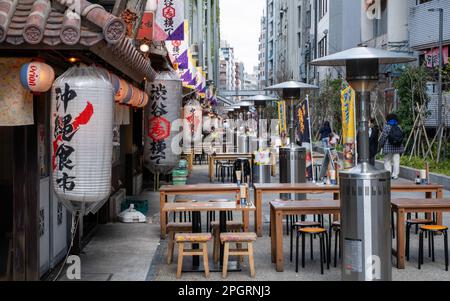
[428,8,445,162]
[311,47,416,281]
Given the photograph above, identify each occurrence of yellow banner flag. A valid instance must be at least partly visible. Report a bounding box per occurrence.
[341,82,357,169]
[277,101,287,144]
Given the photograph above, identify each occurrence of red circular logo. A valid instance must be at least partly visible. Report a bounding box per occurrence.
[148,117,171,142]
[172,40,181,47]
[162,7,176,19]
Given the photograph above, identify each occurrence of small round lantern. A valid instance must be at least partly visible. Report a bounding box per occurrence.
[116,79,132,103]
[20,61,55,93]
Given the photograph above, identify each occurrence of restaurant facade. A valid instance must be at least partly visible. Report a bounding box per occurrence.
[0,0,175,280]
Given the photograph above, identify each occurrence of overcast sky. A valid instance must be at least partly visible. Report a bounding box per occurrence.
[220,0,265,73]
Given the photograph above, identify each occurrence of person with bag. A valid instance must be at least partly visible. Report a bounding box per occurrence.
[379,113,404,180]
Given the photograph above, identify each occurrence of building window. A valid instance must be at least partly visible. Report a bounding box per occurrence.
[416,0,432,4]
[306,6,311,29]
[318,36,328,58]
[298,5,302,29]
[298,32,302,48]
[319,0,328,20]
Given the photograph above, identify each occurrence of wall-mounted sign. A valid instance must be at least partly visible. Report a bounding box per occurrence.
[137,11,154,40]
[425,46,449,68]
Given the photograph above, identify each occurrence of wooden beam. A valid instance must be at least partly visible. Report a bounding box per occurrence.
[12,98,39,280]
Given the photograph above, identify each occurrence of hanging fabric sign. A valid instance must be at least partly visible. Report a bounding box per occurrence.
[51,66,113,208]
[0,58,34,126]
[341,81,357,169]
[154,0,184,41]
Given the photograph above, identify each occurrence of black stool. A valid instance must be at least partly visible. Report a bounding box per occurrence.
[296,227,330,274]
[290,220,321,262]
[406,218,433,261]
[329,221,341,267]
[418,225,448,271]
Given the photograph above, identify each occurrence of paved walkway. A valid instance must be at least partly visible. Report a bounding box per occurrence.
[58,163,450,281]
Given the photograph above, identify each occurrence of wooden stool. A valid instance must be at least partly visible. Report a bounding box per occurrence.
[418,225,448,271]
[167,222,192,264]
[220,232,257,278]
[290,221,321,262]
[175,233,212,279]
[211,220,245,265]
[296,227,330,274]
[406,219,433,261]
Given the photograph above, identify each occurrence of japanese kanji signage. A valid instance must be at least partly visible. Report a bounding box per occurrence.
[137,11,154,40]
[425,46,449,68]
[51,66,113,208]
[144,71,182,174]
[154,0,184,41]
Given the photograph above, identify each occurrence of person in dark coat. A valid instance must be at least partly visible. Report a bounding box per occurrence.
[368,118,380,166]
[379,113,405,179]
[319,121,332,149]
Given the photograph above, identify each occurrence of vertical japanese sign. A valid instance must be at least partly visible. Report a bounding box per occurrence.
[297,100,312,178]
[166,20,189,70]
[425,46,449,68]
[341,81,357,169]
[137,11,154,40]
[51,66,113,206]
[277,101,287,144]
[154,0,184,41]
[144,72,182,174]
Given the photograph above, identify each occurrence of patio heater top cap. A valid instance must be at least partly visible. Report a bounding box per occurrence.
[265,81,319,91]
[234,101,255,108]
[265,81,318,99]
[242,95,280,107]
[310,46,416,67]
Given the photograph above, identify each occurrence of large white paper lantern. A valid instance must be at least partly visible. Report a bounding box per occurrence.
[51,66,114,207]
[144,70,182,174]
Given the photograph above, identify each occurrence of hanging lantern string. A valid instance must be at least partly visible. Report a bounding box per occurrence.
[52,211,82,281]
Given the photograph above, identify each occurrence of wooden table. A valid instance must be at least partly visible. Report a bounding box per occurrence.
[163,202,255,271]
[254,183,340,237]
[391,198,450,269]
[159,184,249,238]
[209,153,253,182]
[253,182,444,237]
[270,199,340,272]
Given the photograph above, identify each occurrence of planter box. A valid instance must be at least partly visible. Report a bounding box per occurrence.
[314,144,450,191]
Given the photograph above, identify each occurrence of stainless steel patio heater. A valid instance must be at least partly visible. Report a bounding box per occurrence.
[243,95,280,184]
[311,47,415,281]
[223,107,236,153]
[266,82,318,200]
[235,101,254,154]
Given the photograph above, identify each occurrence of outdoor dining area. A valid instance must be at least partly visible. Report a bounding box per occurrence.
[152,47,450,281]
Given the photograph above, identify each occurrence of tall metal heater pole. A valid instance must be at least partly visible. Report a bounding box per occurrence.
[312,47,416,281]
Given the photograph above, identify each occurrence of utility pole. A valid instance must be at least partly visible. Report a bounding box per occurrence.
[429,8,444,162]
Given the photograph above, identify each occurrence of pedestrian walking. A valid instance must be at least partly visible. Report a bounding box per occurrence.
[379,113,404,179]
[319,121,332,149]
[368,118,380,166]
